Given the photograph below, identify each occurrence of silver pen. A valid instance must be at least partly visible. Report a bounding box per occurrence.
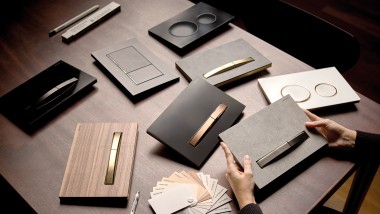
[49,5,100,37]
[130,191,140,214]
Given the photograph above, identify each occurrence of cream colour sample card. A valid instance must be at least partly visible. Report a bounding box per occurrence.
[258,67,360,110]
[149,171,231,214]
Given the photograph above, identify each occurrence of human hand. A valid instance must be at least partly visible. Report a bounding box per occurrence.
[303,109,356,151]
[220,142,255,209]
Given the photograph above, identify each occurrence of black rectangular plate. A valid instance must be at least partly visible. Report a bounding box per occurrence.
[148,2,234,52]
[0,60,97,132]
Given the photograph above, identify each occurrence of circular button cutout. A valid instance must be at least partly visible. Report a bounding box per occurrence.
[169,21,198,37]
[196,13,216,24]
[315,83,337,97]
[281,85,311,103]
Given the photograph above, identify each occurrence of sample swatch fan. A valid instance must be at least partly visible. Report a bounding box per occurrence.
[149,170,232,214]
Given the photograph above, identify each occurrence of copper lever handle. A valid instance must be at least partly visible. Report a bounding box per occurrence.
[188,103,228,147]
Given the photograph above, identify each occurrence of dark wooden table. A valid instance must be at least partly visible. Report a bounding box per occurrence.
[1,0,379,213]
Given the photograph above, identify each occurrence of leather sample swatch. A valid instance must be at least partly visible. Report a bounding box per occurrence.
[91,38,179,97]
[0,60,97,131]
[258,67,360,110]
[176,39,272,87]
[59,123,138,207]
[147,78,245,168]
[219,95,326,189]
[148,2,234,52]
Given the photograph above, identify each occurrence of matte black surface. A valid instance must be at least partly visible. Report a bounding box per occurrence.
[0,60,97,132]
[147,78,245,168]
[148,2,234,52]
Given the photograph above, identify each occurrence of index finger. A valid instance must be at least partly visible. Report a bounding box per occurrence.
[303,109,320,121]
[220,142,235,166]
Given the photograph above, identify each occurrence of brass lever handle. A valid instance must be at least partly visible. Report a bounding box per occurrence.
[105,132,122,185]
[203,57,254,79]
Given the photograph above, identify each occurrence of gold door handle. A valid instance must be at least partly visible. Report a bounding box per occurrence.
[105,132,122,185]
[203,57,254,79]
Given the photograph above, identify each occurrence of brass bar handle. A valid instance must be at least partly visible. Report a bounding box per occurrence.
[188,103,228,147]
[203,57,254,79]
[105,132,122,185]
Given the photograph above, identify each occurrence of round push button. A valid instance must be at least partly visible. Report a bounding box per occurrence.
[281,85,311,103]
[196,13,216,24]
[315,83,337,97]
[169,21,198,37]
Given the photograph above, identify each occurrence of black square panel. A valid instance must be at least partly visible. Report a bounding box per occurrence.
[148,2,234,52]
[147,78,245,168]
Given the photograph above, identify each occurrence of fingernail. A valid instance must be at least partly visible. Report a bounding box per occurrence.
[244,155,250,160]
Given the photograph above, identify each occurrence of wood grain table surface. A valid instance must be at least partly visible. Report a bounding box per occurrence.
[1,0,380,213]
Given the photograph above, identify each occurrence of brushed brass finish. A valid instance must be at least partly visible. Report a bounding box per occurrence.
[105,132,122,185]
[203,57,254,79]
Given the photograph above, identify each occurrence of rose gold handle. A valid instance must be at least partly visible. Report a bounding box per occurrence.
[188,103,228,147]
